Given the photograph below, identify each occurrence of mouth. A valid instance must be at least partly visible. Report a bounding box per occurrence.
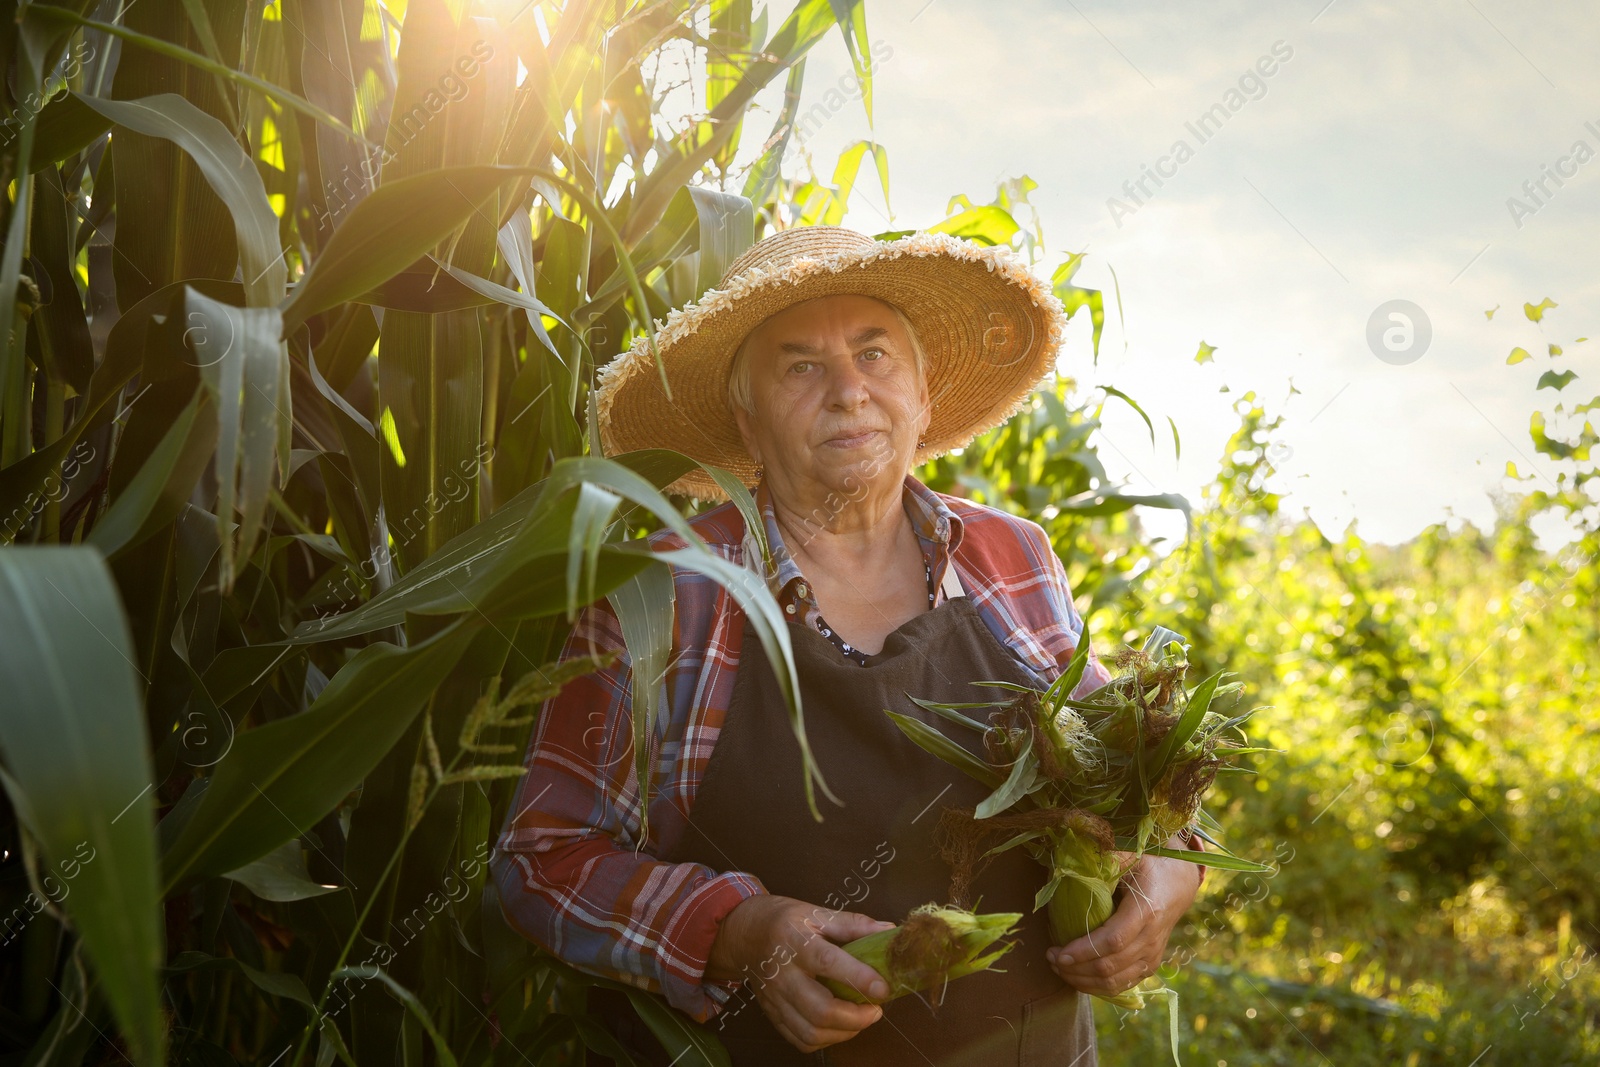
[823,428,881,449]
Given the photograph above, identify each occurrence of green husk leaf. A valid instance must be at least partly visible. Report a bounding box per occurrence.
[1146,668,1225,781]
[1034,871,1066,912]
[974,730,1038,819]
[1044,626,1094,706]
[905,695,993,733]
[983,828,1047,859]
[1142,844,1276,873]
[885,710,1003,788]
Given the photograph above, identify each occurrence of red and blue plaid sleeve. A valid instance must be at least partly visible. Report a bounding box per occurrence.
[491,586,766,1021]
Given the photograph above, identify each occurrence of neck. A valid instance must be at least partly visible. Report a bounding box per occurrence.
[768,467,911,567]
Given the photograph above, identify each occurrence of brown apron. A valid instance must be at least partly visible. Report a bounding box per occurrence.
[594,590,1097,1066]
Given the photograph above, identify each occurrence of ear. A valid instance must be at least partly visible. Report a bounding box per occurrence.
[915,373,932,441]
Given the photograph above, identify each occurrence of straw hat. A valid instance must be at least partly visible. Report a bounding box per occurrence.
[595,225,1071,500]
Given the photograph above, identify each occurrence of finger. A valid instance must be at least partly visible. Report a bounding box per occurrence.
[786,967,887,1030]
[811,908,897,944]
[1049,950,1154,996]
[759,997,820,1054]
[1048,941,1150,991]
[1058,966,1145,998]
[1052,894,1149,965]
[768,985,880,1051]
[803,938,893,1004]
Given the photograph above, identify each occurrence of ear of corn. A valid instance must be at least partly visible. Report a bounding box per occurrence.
[1043,840,1123,945]
[821,904,1022,1005]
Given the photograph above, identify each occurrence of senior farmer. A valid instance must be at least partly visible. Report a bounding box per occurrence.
[491,226,1205,1065]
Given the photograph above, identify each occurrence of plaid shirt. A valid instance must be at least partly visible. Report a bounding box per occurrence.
[492,474,1199,1022]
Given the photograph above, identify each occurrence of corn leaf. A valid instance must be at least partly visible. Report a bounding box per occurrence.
[221,839,341,902]
[292,456,702,640]
[623,0,845,244]
[975,730,1038,819]
[329,967,459,1067]
[566,482,623,620]
[183,288,290,589]
[0,549,165,1067]
[1142,844,1276,874]
[1146,667,1226,783]
[162,621,478,891]
[166,950,315,1007]
[607,563,677,842]
[983,828,1047,859]
[649,544,830,814]
[29,93,112,171]
[86,390,217,559]
[76,92,285,307]
[886,711,1003,789]
[906,695,992,733]
[282,165,525,332]
[30,8,365,143]
[625,987,733,1067]
[966,681,1035,696]
[1045,627,1094,706]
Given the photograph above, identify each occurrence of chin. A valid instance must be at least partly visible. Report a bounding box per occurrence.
[814,454,910,498]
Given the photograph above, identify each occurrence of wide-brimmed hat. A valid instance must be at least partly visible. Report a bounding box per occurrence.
[595,225,1071,500]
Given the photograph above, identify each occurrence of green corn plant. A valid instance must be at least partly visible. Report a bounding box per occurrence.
[0,0,1166,1060]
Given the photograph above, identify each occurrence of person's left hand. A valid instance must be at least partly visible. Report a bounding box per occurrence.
[1044,853,1203,997]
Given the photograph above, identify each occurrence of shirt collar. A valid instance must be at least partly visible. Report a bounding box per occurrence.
[749,473,965,606]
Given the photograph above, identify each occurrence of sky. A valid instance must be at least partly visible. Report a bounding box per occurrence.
[726,0,1600,550]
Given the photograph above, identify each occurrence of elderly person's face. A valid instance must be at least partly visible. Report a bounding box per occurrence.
[731,294,930,502]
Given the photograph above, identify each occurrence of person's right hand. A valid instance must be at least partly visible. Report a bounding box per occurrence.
[707,894,894,1053]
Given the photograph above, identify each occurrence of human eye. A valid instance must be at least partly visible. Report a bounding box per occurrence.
[860,347,885,362]
[788,360,812,375]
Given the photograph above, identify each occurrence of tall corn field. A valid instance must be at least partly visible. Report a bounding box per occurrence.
[0,2,1156,1063]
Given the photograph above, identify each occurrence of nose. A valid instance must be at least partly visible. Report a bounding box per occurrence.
[825,357,870,410]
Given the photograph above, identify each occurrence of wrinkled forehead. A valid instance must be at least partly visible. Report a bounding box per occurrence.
[745,293,904,352]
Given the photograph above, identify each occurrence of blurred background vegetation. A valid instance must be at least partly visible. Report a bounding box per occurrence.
[0,0,1594,1064]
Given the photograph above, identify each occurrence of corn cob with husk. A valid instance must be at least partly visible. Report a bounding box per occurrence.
[886,627,1274,1059]
[822,904,1021,1005]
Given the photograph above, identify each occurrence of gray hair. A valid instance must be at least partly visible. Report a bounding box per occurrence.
[726,301,928,416]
